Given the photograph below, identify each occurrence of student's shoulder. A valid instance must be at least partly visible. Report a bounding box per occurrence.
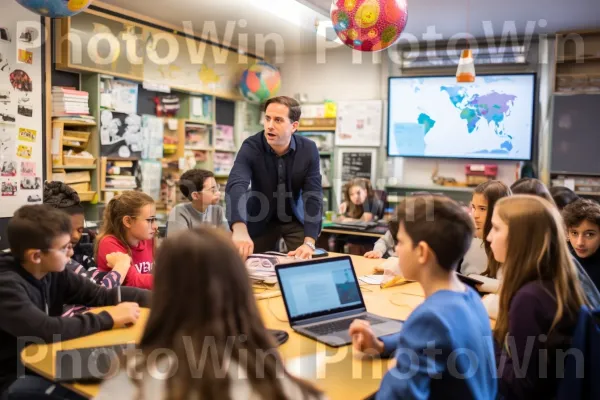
[98,235,127,252]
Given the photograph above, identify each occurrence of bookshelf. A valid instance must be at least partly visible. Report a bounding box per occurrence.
[297,115,337,211]
[554,30,600,93]
[50,117,99,203]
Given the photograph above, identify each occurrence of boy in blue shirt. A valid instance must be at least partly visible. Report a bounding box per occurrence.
[350,195,497,399]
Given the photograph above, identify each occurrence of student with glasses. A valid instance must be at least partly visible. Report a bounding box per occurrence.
[166,169,230,237]
[0,205,150,399]
[44,181,137,316]
[96,191,158,290]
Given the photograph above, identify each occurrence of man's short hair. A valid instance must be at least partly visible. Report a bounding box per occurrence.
[7,205,72,260]
[178,169,215,201]
[264,96,301,123]
[562,198,600,230]
[396,195,474,271]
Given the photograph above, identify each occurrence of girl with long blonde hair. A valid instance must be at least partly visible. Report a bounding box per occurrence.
[487,195,587,399]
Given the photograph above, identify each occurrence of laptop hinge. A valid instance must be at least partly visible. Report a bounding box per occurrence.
[293,308,367,327]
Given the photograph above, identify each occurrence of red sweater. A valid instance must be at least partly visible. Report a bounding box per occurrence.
[97,235,154,290]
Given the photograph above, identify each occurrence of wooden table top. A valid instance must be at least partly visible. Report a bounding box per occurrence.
[21,254,424,399]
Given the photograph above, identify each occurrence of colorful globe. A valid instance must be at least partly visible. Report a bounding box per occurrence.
[239,61,281,104]
[15,0,93,18]
[330,0,408,52]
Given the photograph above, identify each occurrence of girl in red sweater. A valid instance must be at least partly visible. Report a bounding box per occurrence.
[96,191,157,290]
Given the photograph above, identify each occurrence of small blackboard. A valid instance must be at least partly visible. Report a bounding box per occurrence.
[551,94,600,175]
[341,152,373,182]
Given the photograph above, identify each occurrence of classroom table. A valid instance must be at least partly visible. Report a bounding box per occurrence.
[21,254,425,400]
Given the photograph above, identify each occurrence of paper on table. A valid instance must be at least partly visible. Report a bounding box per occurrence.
[359,275,384,285]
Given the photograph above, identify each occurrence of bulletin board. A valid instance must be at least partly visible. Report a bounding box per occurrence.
[335,148,377,206]
[335,100,383,147]
[0,5,45,218]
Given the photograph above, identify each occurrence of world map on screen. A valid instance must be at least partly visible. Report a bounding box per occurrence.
[388,75,535,159]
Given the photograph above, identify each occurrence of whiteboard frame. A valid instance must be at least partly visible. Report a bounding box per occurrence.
[335,100,383,147]
[334,147,378,208]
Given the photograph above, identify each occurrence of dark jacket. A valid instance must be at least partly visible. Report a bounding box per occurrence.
[225,131,323,239]
[0,253,151,393]
[557,305,600,400]
[495,281,577,400]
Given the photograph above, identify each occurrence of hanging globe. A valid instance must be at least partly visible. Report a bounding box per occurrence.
[330,0,408,52]
[239,61,281,104]
[15,0,93,18]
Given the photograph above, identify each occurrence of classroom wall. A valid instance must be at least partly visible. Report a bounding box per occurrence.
[279,41,550,191]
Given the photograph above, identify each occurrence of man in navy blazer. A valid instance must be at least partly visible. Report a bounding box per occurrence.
[225,96,323,260]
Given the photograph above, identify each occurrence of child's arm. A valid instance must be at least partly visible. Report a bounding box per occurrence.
[67,259,121,289]
[376,231,395,255]
[98,237,153,290]
[0,279,113,341]
[377,311,449,399]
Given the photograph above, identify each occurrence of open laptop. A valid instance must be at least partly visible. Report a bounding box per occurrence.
[275,256,403,347]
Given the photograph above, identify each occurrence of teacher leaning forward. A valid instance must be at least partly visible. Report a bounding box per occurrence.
[225,96,323,260]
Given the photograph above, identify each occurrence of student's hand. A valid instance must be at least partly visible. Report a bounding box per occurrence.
[338,202,348,215]
[288,244,314,260]
[107,302,140,329]
[349,319,384,356]
[364,250,383,259]
[106,252,131,269]
[232,223,254,261]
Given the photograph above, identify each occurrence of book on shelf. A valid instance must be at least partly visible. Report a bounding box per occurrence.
[52,86,90,117]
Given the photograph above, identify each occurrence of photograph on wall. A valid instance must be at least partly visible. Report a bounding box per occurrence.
[1,160,16,176]
[18,94,32,117]
[0,124,15,162]
[20,161,34,176]
[1,180,17,196]
[100,110,142,158]
[9,69,32,92]
[20,176,40,190]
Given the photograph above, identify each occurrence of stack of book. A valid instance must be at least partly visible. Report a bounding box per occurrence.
[52,87,90,117]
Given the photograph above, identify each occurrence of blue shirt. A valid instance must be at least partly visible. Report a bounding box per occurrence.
[225,131,323,239]
[378,287,497,400]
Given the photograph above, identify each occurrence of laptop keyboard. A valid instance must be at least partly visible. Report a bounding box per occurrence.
[305,315,384,336]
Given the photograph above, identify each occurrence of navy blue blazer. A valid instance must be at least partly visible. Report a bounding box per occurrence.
[225,131,323,239]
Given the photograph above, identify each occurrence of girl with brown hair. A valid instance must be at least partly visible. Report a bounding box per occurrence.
[487,195,587,399]
[460,180,512,278]
[338,178,383,222]
[96,191,157,290]
[95,227,324,400]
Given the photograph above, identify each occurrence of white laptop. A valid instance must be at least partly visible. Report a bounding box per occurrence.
[275,256,403,347]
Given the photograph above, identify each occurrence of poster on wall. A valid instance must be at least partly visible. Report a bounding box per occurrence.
[100,110,143,158]
[141,114,164,160]
[334,148,377,207]
[335,100,383,147]
[0,5,44,218]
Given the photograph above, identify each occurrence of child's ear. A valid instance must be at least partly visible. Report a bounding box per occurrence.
[24,249,42,265]
[191,192,199,201]
[416,241,430,265]
[122,215,133,229]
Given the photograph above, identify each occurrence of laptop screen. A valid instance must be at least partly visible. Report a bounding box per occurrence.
[277,257,365,323]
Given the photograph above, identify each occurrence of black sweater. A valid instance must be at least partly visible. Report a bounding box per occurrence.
[0,253,151,393]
